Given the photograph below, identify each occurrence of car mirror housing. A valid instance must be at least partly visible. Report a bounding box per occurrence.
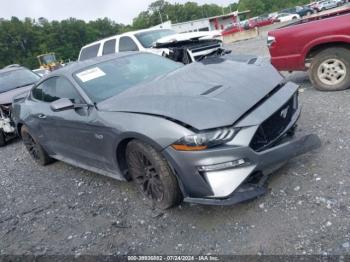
[50,98,75,112]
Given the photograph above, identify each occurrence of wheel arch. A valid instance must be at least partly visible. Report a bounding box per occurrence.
[115,133,186,195]
[115,132,167,181]
[305,40,350,64]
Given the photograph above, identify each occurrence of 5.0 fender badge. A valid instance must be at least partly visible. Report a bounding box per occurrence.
[94,134,104,140]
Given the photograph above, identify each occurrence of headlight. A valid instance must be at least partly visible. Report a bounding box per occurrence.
[171,127,240,151]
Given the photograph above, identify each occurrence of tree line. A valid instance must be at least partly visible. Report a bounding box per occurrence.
[0,0,310,69]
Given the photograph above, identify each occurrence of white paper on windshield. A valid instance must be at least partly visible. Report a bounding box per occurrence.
[76,67,106,82]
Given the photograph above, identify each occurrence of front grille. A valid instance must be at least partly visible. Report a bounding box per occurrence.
[250,93,298,151]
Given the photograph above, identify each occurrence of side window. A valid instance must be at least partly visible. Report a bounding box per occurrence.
[102,39,116,55]
[32,83,44,101]
[119,36,139,52]
[41,78,59,102]
[37,77,82,103]
[55,77,83,103]
[79,44,100,61]
[32,78,57,102]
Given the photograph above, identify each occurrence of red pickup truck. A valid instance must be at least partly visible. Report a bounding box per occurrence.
[268,8,350,91]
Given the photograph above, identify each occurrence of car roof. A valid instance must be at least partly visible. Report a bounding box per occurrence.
[0,65,28,74]
[81,28,175,49]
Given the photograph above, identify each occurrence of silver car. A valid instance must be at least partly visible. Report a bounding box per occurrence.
[317,0,338,11]
[12,53,321,209]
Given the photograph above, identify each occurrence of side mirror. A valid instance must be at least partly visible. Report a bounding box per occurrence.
[50,98,75,112]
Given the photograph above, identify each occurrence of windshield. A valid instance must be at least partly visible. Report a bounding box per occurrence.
[0,69,40,94]
[74,53,183,103]
[135,29,177,48]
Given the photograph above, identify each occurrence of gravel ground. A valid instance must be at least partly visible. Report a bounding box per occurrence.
[1,26,350,256]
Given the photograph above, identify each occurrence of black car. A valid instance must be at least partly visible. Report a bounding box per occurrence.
[282,6,314,17]
[0,65,40,146]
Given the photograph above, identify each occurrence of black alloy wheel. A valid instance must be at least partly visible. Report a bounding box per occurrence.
[21,126,53,166]
[128,150,165,202]
[126,140,182,209]
[22,131,41,160]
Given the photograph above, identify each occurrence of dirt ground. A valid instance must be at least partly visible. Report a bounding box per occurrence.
[1,24,350,256]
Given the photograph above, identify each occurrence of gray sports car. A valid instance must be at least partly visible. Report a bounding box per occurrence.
[12,52,321,209]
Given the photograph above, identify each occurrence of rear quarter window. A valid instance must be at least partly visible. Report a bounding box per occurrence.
[79,44,100,61]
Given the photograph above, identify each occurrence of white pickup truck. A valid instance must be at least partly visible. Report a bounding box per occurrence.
[78,28,226,64]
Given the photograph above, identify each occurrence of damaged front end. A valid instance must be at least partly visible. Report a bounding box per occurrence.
[0,104,16,145]
[154,39,230,64]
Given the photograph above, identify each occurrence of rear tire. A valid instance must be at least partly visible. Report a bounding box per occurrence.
[0,130,5,147]
[21,126,53,166]
[309,47,350,91]
[126,140,182,210]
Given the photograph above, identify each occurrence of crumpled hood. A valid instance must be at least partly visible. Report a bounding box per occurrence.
[97,59,283,130]
[0,85,33,105]
[155,31,222,45]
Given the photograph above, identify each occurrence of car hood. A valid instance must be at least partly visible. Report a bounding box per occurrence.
[155,31,222,45]
[0,84,33,105]
[97,59,283,130]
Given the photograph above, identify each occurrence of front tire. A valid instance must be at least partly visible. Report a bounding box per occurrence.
[309,47,350,91]
[21,126,53,166]
[126,140,182,209]
[0,130,5,147]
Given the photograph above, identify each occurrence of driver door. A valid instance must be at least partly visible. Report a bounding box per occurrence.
[39,76,114,171]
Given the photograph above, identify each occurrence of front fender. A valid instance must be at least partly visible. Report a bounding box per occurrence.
[99,111,194,150]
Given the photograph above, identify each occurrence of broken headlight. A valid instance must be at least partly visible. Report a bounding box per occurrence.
[171,127,240,151]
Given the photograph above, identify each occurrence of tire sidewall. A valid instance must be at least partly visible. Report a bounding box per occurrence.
[310,48,350,91]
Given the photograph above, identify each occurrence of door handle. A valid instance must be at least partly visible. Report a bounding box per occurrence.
[38,114,47,119]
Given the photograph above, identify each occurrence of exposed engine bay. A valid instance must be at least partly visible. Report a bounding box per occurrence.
[0,104,16,135]
[155,39,231,64]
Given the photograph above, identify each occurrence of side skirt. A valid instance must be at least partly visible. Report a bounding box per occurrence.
[51,154,126,181]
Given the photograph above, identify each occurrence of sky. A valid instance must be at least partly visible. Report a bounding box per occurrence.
[0,0,239,25]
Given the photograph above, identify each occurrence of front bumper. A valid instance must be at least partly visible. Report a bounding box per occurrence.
[182,133,321,205]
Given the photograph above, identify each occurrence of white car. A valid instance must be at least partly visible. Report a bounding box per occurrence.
[318,0,338,10]
[275,13,301,22]
[32,68,49,77]
[78,29,224,64]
